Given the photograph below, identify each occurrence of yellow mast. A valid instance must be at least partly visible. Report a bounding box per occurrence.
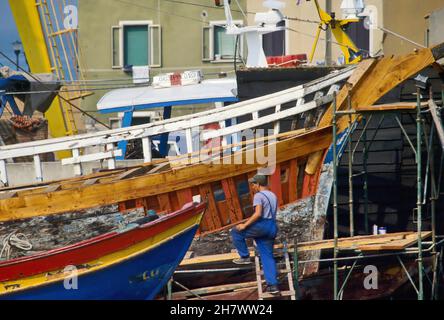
[8,0,75,158]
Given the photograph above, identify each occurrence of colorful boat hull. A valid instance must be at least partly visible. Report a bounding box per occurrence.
[0,203,205,300]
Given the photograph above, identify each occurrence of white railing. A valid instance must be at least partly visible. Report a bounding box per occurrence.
[0,66,355,187]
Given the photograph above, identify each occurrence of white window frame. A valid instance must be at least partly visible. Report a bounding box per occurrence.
[203,20,244,63]
[111,20,162,69]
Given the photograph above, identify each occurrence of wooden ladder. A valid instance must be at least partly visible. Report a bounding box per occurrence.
[254,241,296,300]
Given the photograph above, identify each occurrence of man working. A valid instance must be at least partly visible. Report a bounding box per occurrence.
[231,174,279,294]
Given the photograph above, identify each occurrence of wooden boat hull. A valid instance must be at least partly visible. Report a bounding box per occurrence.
[0,203,205,300]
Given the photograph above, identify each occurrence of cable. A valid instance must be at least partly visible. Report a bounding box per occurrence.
[0,50,111,129]
[286,27,371,55]
[114,0,320,26]
[111,0,209,25]
[4,84,148,96]
[234,0,247,19]
[377,26,426,49]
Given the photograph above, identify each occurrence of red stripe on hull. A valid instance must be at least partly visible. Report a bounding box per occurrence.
[0,203,205,282]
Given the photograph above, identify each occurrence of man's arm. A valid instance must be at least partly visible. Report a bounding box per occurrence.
[236,205,262,231]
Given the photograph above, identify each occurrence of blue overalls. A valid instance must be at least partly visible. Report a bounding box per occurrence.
[231,192,279,286]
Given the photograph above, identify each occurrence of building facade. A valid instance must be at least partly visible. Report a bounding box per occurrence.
[78,0,246,122]
[247,0,443,64]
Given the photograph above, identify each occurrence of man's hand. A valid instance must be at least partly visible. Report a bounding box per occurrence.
[236,223,247,232]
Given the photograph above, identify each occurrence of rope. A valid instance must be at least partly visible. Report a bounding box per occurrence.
[0,231,33,260]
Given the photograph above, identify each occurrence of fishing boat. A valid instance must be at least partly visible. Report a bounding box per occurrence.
[0,43,443,300]
[0,202,206,300]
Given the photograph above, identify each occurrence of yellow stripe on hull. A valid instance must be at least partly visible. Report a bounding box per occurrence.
[0,214,202,296]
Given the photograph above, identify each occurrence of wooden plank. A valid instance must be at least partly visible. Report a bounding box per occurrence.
[216,200,231,226]
[0,191,17,200]
[221,178,244,223]
[355,102,427,112]
[358,232,431,251]
[113,167,147,181]
[45,184,61,193]
[0,127,333,222]
[172,281,259,300]
[320,47,438,131]
[199,184,222,229]
[83,178,100,186]
[157,194,172,213]
[176,189,193,207]
[288,159,299,203]
[270,164,283,206]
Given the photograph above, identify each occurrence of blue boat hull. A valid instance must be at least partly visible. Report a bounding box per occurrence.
[2,225,198,300]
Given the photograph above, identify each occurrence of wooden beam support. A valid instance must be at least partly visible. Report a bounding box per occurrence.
[221,178,244,223]
[270,164,283,206]
[288,159,299,203]
[199,184,222,229]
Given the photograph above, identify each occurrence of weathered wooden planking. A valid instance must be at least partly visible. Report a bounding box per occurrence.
[269,164,283,206]
[288,159,299,203]
[321,47,440,130]
[221,178,244,223]
[157,194,172,213]
[355,102,427,112]
[0,127,332,221]
[199,184,222,230]
[171,281,259,300]
[0,205,146,261]
[358,232,431,251]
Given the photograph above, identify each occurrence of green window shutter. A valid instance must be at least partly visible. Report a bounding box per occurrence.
[111,26,121,68]
[124,25,149,66]
[214,25,236,59]
[150,25,162,67]
[202,26,212,61]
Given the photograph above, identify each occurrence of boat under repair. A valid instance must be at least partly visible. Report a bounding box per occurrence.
[0,42,444,299]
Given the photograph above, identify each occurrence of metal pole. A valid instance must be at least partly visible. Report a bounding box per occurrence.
[429,89,438,300]
[347,89,354,237]
[15,51,19,71]
[332,92,339,300]
[293,238,300,300]
[167,278,173,300]
[325,0,332,65]
[363,116,369,234]
[416,87,424,301]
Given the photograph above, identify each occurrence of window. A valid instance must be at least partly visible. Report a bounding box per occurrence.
[348,19,370,59]
[203,20,244,62]
[112,21,162,69]
[263,20,288,57]
[124,25,149,66]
